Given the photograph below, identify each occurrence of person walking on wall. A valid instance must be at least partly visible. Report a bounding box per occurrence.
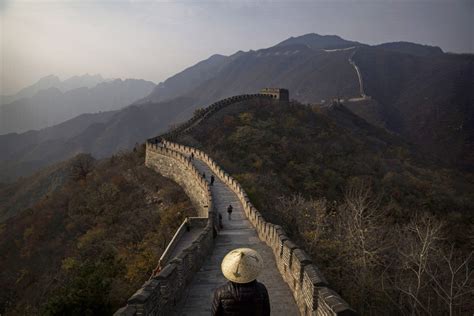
[212,248,270,316]
[211,175,215,186]
[227,204,233,220]
[202,172,206,179]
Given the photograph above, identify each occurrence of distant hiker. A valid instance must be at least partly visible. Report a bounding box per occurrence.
[219,213,223,229]
[211,175,215,186]
[203,172,206,179]
[227,204,233,220]
[212,248,270,316]
[191,152,194,160]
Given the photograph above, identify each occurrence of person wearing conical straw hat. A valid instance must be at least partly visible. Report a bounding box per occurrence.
[212,248,270,316]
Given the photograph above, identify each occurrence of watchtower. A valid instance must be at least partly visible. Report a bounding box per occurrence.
[260,88,289,101]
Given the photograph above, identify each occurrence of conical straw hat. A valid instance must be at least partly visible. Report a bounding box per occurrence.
[221,248,263,283]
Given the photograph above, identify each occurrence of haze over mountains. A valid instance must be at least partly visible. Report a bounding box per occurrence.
[1,33,472,182]
[0,75,156,134]
[0,74,105,105]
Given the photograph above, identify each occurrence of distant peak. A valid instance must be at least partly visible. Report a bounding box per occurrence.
[275,33,363,50]
[209,54,226,59]
[37,74,60,83]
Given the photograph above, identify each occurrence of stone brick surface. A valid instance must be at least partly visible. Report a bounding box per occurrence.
[174,158,299,315]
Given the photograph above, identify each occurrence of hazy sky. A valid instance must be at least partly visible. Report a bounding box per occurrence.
[1,0,473,94]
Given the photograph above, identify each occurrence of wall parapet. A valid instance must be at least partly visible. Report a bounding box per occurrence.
[158,217,208,269]
[162,139,357,316]
[115,142,216,316]
[148,94,273,143]
[118,93,355,315]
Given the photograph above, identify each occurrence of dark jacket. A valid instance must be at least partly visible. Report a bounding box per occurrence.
[211,280,270,316]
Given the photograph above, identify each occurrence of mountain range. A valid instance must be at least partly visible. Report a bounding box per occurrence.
[0,76,156,134]
[0,74,105,105]
[1,33,472,182]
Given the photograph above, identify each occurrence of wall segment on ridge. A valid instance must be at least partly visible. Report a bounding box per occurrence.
[163,139,357,316]
[117,93,357,316]
[145,146,209,217]
[115,143,216,316]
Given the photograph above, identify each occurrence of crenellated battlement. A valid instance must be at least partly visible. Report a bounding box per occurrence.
[116,93,356,316]
[260,88,290,101]
[161,140,356,316]
[148,93,277,143]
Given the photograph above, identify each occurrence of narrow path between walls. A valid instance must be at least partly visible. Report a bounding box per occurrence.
[174,158,299,316]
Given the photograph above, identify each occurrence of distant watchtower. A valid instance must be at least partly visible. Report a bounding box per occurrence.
[260,88,289,102]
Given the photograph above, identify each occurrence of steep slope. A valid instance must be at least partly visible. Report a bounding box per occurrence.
[0,147,195,315]
[183,44,360,105]
[0,154,92,221]
[352,47,474,169]
[0,78,155,134]
[0,97,197,182]
[141,33,365,113]
[141,54,231,103]
[3,34,471,181]
[175,97,474,314]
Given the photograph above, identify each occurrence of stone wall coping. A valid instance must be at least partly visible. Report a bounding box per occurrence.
[156,263,177,279]
[128,278,160,304]
[293,248,312,264]
[304,263,328,286]
[283,240,298,250]
[117,141,218,315]
[318,287,356,314]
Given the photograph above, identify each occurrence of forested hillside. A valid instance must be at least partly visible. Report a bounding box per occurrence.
[2,34,472,183]
[0,146,195,315]
[176,98,474,315]
[352,47,474,169]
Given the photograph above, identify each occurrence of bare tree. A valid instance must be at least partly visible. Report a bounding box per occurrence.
[341,178,387,271]
[384,213,444,315]
[427,245,473,316]
[338,178,389,313]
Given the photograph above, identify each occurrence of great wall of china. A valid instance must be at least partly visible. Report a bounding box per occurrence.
[115,94,357,316]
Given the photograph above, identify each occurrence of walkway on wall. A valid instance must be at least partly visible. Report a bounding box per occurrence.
[348,50,370,100]
[167,226,204,265]
[174,158,299,316]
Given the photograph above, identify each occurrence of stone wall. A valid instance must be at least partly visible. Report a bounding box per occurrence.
[117,93,356,315]
[163,140,357,316]
[148,94,273,143]
[158,217,208,269]
[145,145,210,217]
[260,87,290,101]
[115,143,217,316]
